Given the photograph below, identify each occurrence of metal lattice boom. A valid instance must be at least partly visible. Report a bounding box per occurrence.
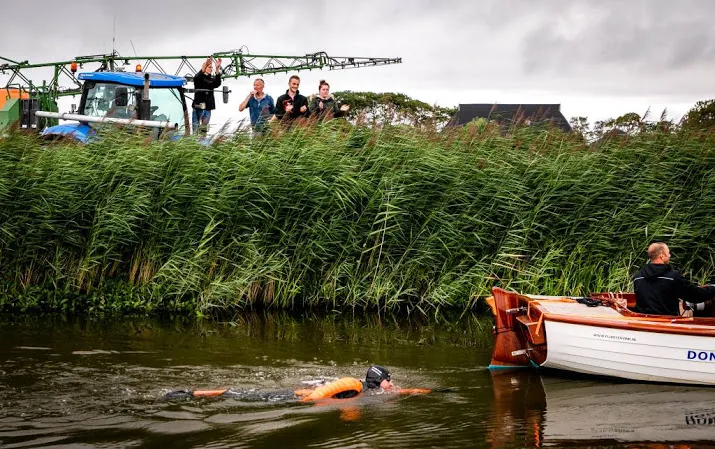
[1,50,402,101]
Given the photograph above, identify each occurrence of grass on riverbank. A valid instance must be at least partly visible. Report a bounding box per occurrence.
[0,122,713,317]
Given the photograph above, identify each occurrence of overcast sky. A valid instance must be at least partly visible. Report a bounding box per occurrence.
[2,0,714,130]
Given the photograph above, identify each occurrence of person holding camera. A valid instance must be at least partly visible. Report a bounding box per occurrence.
[192,56,222,135]
[309,80,349,120]
[274,75,309,123]
[633,242,715,316]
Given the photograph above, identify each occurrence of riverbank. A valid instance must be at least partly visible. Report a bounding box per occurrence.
[1,123,713,316]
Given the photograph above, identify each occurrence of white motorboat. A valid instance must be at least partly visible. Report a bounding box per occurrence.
[487,287,715,385]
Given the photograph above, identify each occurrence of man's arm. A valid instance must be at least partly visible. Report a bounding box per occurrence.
[298,96,310,117]
[675,273,715,304]
[274,97,287,120]
[239,93,253,112]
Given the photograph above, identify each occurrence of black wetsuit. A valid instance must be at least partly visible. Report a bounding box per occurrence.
[221,388,297,402]
[164,381,370,402]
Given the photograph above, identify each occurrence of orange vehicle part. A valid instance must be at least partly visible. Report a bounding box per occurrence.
[0,88,29,110]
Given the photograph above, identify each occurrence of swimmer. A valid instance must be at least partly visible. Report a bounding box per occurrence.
[163,365,431,401]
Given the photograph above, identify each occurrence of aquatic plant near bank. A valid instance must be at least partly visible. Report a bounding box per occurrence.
[0,123,713,316]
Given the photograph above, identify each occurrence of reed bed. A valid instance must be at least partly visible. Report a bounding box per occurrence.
[0,123,713,316]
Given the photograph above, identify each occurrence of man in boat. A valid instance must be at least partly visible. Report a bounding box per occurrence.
[164,365,430,401]
[633,242,715,316]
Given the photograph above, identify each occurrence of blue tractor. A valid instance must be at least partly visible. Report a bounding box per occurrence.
[38,71,192,142]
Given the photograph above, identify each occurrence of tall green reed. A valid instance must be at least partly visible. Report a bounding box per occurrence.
[0,123,712,315]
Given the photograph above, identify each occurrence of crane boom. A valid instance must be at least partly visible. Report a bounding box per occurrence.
[0,50,402,100]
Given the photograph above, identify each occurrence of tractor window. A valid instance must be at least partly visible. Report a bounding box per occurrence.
[82,83,139,119]
[149,88,185,130]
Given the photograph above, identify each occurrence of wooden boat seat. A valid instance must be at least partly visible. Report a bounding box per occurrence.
[534,301,623,317]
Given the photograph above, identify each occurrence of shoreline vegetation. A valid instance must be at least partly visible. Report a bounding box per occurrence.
[0,121,713,318]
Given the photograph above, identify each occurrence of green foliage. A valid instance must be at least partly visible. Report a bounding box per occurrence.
[0,124,713,317]
[681,99,715,131]
[333,91,456,129]
[571,109,676,142]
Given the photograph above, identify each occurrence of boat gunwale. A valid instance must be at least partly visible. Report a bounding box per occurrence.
[522,296,715,337]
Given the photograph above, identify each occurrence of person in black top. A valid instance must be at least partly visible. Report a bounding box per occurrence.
[192,56,222,135]
[274,75,309,124]
[633,242,715,316]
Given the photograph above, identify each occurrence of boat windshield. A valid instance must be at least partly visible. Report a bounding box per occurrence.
[81,82,185,130]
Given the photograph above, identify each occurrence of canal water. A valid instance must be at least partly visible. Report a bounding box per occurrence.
[1,314,714,448]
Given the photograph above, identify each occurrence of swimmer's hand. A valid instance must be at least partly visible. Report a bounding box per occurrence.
[394,387,456,395]
[395,387,432,395]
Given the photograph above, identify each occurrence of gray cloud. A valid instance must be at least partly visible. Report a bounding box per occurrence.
[521,1,715,74]
[2,0,714,122]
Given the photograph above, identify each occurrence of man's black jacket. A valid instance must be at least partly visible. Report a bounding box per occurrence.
[275,90,309,121]
[633,263,715,315]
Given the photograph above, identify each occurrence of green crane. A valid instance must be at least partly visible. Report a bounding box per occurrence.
[0,49,402,130]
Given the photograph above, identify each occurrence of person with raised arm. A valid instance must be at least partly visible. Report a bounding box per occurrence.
[191,56,222,135]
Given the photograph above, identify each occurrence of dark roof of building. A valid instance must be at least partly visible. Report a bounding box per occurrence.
[446,103,572,133]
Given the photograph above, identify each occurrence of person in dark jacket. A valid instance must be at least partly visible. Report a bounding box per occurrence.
[633,242,715,316]
[274,75,309,123]
[308,80,350,120]
[192,56,222,135]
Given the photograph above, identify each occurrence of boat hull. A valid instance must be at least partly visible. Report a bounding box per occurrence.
[543,320,715,385]
[487,287,715,386]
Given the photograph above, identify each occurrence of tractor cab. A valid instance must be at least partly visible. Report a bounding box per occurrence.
[41,71,189,142]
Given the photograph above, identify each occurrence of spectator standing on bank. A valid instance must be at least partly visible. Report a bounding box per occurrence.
[308,80,349,120]
[274,75,309,123]
[192,56,222,135]
[238,78,275,134]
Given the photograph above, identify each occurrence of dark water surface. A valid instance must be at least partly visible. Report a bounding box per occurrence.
[1,315,714,448]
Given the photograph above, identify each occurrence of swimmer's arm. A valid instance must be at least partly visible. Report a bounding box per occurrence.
[395,387,432,395]
[294,389,314,397]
